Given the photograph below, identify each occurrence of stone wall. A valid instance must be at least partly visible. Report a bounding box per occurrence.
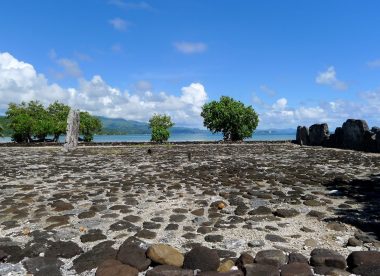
[295,119,380,153]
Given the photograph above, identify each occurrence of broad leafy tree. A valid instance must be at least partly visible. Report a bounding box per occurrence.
[6,102,34,142]
[47,101,70,141]
[6,101,102,143]
[80,111,102,142]
[201,96,259,141]
[149,114,174,143]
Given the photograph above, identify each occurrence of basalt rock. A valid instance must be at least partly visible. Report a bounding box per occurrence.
[309,123,329,146]
[296,126,310,146]
[342,119,369,150]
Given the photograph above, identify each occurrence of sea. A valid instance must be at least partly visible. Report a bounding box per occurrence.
[0,132,295,143]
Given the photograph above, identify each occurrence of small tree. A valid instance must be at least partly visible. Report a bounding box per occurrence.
[79,111,102,142]
[201,96,259,141]
[149,114,174,143]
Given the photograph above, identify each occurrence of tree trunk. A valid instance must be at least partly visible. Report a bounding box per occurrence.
[63,109,80,152]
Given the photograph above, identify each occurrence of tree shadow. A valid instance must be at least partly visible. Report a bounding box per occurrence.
[323,174,380,240]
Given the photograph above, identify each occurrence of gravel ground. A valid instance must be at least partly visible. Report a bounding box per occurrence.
[0,143,379,275]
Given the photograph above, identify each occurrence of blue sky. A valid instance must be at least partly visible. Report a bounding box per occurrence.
[1,0,380,129]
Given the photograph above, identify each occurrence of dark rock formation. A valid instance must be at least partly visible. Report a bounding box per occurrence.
[309,124,329,146]
[294,119,380,153]
[296,126,310,145]
[183,246,220,271]
[342,119,369,150]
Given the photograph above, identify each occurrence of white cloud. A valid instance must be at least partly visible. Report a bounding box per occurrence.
[109,0,152,10]
[109,18,129,31]
[0,52,208,127]
[57,58,82,78]
[316,66,347,90]
[174,42,207,54]
[272,98,287,110]
[134,80,152,92]
[260,85,276,97]
[367,59,380,68]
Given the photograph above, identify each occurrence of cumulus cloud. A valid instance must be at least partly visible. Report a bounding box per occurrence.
[109,17,130,31]
[174,42,207,54]
[316,66,347,90]
[257,96,365,129]
[0,52,208,126]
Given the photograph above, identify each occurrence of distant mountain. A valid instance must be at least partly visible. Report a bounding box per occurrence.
[98,116,208,135]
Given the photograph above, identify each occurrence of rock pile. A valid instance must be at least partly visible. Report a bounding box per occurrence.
[92,242,380,275]
[296,119,380,152]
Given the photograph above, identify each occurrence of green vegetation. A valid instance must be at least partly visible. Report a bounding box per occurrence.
[201,96,259,141]
[80,111,102,142]
[4,101,102,143]
[149,114,174,143]
[0,124,3,137]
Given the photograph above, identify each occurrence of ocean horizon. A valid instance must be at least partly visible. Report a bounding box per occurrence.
[0,132,295,143]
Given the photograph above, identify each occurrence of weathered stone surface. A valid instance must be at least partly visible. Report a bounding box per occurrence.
[347,251,380,269]
[183,246,220,271]
[218,259,235,272]
[45,241,82,258]
[205,235,223,243]
[280,262,313,276]
[146,265,193,276]
[96,259,138,276]
[342,119,369,150]
[255,250,287,268]
[309,123,329,146]
[244,263,280,276]
[23,257,63,276]
[80,229,107,243]
[265,234,287,243]
[273,208,300,218]
[117,242,151,271]
[351,264,380,276]
[310,248,346,269]
[73,241,117,273]
[296,126,310,146]
[63,109,80,152]
[199,271,244,276]
[235,252,254,270]
[146,244,184,267]
[287,252,308,264]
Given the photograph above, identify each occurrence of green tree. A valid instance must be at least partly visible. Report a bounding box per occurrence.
[28,101,52,141]
[47,101,70,141]
[79,111,102,142]
[0,124,3,137]
[6,102,34,143]
[201,96,259,141]
[149,114,174,143]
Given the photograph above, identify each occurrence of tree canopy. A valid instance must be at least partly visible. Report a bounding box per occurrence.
[79,111,102,142]
[5,101,102,143]
[148,114,174,143]
[201,96,259,141]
